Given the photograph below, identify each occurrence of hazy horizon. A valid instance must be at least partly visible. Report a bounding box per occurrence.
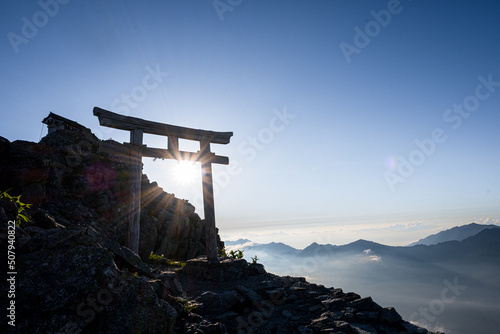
[221,218,500,249]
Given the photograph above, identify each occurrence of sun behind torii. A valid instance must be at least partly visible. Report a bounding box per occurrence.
[171,161,199,185]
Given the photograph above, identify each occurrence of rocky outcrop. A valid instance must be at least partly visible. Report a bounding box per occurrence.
[1,224,439,334]
[0,127,223,261]
[16,227,177,333]
[178,258,438,334]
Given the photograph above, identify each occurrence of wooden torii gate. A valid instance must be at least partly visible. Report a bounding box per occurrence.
[93,107,233,262]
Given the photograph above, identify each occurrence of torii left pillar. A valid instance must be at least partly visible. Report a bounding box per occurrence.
[127,129,143,253]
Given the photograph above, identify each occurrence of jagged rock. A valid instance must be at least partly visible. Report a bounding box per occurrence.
[0,207,8,223]
[15,225,32,247]
[195,290,245,315]
[139,214,159,260]
[3,225,177,333]
[182,257,251,282]
[182,313,227,334]
[379,307,403,324]
[0,199,18,222]
[248,262,266,275]
[282,310,293,318]
[159,271,183,296]
[343,292,362,302]
[350,323,378,333]
[404,322,431,334]
[235,284,263,303]
[356,311,379,321]
[1,140,50,205]
[333,320,351,330]
[105,240,155,278]
[322,297,344,310]
[298,325,315,333]
[0,135,10,154]
[31,208,62,229]
[20,226,87,254]
[330,311,345,320]
[22,225,46,237]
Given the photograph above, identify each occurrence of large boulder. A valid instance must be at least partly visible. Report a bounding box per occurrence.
[182,257,252,282]
[5,226,177,333]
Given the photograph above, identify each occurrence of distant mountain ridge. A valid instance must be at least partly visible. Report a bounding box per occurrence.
[231,222,500,263]
[298,240,387,257]
[408,222,500,246]
[230,223,500,333]
[232,223,500,256]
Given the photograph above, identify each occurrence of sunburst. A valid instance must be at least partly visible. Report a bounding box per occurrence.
[171,161,198,185]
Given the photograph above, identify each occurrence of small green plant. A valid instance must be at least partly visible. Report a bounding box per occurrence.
[183,301,197,313]
[176,297,198,314]
[251,255,259,264]
[219,247,244,259]
[0,189,31,227]
[168,259,186,268]
[218,247,228,257]
[229,249,244,259]
[148,252,165,262]
[148,252,186,267]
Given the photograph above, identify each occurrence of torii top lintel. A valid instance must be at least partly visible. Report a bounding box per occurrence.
[93,107,233,145]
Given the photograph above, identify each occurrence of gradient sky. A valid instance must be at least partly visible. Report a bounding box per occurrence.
[1,0,499,248]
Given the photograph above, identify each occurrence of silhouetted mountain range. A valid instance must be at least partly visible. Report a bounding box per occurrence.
[408,222,500,246]
[245,241,300,255]
[230,223,500,262]
[224,238,251,246]
[227,223,500,334]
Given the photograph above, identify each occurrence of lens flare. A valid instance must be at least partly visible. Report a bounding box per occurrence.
[385,156,398,171]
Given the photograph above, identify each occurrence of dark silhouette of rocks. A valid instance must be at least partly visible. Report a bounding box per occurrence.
[0,124,222,262]
[0,117,440,333]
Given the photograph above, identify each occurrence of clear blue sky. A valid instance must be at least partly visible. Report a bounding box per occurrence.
[1,0,499,248]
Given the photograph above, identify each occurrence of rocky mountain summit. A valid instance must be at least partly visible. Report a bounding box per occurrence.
[179,257,431,333]
[0,118,439,333]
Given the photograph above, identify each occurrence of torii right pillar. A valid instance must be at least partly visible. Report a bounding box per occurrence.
[200,139,218,262]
